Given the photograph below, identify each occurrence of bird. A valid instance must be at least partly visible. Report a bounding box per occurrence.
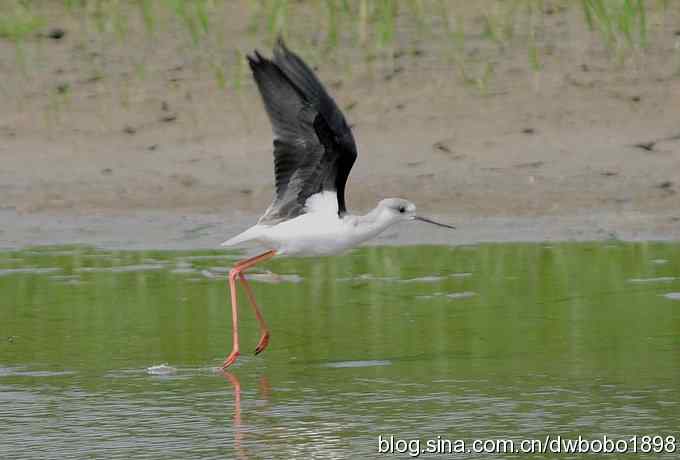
[220,38,454,368]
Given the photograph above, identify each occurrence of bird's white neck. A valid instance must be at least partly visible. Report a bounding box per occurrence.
[344,207,399,243]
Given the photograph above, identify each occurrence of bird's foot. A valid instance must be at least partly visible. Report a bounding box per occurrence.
[222,349,240,369]
[254,332,270,355]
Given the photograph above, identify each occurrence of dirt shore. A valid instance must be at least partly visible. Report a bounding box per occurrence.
[1,2,679,249]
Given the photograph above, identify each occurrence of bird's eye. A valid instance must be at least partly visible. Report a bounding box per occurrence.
[398,206,405,213]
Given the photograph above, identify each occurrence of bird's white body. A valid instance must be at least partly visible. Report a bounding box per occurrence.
[222,192,415,256]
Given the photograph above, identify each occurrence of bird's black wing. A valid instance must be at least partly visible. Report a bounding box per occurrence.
[247,38,357,224]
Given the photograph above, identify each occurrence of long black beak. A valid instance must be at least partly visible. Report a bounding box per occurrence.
[414,216,456,229]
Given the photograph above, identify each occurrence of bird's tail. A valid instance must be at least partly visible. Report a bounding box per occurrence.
[220,225,263,247]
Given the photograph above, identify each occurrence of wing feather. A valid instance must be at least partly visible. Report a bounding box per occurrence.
[247,39,357,224]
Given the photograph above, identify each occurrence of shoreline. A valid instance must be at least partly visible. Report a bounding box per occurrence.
[2,209,678,251]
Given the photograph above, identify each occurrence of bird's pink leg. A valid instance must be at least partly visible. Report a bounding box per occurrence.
[238,273,270,355]
[221,250,276,369]
[222,270,240,368]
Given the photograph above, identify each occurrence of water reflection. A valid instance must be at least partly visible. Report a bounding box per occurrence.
[1,243,680,458]
[221,371,273,460]
[222,371,245,460]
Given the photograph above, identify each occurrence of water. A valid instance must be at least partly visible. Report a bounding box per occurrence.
[1,243,680,459]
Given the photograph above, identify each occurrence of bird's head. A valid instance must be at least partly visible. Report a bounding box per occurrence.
[376,198,455,229]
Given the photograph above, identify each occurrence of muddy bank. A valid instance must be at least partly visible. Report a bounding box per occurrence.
[1,2,679,249]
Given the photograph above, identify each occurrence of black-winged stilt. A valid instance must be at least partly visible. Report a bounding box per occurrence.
[220,39,454,368]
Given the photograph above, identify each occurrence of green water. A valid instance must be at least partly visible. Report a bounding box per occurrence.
[1,243,680,459]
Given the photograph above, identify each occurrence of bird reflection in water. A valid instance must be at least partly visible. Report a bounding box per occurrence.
[222,371,271,459]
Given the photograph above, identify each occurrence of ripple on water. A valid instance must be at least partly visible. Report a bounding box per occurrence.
[323,360,392,369]
[337,274,397,282]
[0,257,24,263]
[178,254,238,261]
[416,292,443,299]
[200,269,218,279]
[399,273,472,282]
[48,275,83,285]
[628,276,677,283]
[340,273,471,283]
[0,267,62,276]
[170,268,197,274]
[446,291,477,299]
[399,276,445,283]
[203,266,290,279]
[146,364,178,376]
[141,364,220,378]
[76,264,165,273]
[0,366,76,377]
[104,264,166,273]
[247,272,303,284]
[416,291,477,300]
[662,293,680,300]
[205,266,229,273]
